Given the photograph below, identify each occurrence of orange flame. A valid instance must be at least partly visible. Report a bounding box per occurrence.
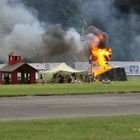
[90,33,112,76]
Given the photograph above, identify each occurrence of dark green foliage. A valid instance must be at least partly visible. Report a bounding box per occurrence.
[24,0,82,30]
[114,0,140,13]
[24,0,140,28]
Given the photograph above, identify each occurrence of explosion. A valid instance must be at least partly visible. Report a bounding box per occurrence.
[90,32,112,76]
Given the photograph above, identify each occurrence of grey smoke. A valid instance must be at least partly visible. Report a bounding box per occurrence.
[80,0,140,61]
[1,0,139,63]
[33,25,83,63]
[0,0,84,64]
[28,0,140,61]
[0,0,44,62]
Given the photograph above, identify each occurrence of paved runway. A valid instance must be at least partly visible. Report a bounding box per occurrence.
[0,93,140,120]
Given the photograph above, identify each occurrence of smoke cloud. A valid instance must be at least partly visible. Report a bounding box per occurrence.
[0,0,44,62]
[1,0,140,63]
[29,0,140,62]
[80,0,140,61]
[0,0,83,64]
[33,25,83,63]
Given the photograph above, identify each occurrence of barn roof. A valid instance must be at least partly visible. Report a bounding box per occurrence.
[0,63,38,72]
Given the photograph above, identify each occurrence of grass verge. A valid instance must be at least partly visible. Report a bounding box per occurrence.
[0,115,140,140]
[0,81,140,97]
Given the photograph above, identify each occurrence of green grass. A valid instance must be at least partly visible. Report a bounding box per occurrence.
[0,115,140,140]
[0,81,140,96]
[127,75,140,81]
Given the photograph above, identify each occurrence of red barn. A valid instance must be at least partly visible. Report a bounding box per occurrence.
[0,50,38,84]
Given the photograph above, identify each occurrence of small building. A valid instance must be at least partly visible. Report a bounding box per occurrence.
[0,50,38,84]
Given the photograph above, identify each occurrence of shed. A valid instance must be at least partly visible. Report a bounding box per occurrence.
[0,50,38,84]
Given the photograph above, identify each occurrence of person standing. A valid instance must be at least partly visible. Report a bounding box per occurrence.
[4,74,10,84]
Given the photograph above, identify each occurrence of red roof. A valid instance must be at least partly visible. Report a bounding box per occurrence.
[0,63,38,72]
[8,50,21,57]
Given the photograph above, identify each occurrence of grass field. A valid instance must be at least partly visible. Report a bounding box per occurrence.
[0,81,140,96]
[127,75,140,81]
[0,79,139,140]
[0,115,140,140]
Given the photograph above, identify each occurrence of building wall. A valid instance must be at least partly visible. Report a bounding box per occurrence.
[11,71,17,84]
[75,61,140,75]
[30,69,36,84]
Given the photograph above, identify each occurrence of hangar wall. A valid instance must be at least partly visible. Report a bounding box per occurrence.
[75,61,140,75]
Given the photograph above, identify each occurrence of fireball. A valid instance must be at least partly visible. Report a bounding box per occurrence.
[90,32,112,76]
